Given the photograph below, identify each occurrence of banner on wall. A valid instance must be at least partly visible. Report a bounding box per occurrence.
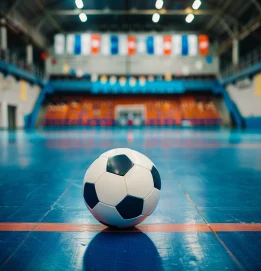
[91,34,100,55]
[81,34,91,55]
[154,35,163,55]
[119,35,128,55]
[111,35,119,55]
[198,35,209,56]
[66,34,74,54]
[163,36,172,56]
[188,35,198,56]
[255,73,261,96]
[54,34,65,55]
[172,35,182,56]
[20,80,27,101]
[137,36,146,54]
[101,34,110,55]
[56,33,209,57]
[128,36,136,55]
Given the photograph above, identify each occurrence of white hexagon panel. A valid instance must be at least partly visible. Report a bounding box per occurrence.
[131,150,154,170]
[95,172,127,206]
[92,202,146,228]
[83,156,108,184]
[125,165,154,198]
[92,202,126,226]
[142,188,160,216]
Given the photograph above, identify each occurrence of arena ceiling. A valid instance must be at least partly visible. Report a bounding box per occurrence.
[0,0,261,54]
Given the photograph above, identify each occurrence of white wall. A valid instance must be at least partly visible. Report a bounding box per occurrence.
[47,55,219,76]
[226,75,261,117]
[0,73,40,129]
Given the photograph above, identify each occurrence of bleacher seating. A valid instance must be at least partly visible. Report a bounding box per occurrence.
[43,95,221,127]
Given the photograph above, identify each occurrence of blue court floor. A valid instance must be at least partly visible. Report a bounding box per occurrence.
[0,128,261,270]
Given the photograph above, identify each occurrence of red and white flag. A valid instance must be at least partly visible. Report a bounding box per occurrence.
[128,36,136,55]
[91,34,100,55]
[163,36,172,56]
[198,35,209,56]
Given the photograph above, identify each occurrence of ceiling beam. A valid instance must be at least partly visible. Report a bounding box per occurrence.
[203,0,261,41]
[6,0,22,16]
[34,0,64,33]
[204,0,233,31]
[250,0,261,12]
[0,11,49,48]
[219,18,235,37]
[203,0,239,26]
[218,13,261,55]
[48,8,218,16]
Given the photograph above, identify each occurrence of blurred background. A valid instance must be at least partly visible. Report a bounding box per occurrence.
[0,0,260,130]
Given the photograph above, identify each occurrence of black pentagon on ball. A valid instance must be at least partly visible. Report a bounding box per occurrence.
[116,195,143,219]
[107,154,134,176]
[83,183,99,209]
[151,166,161,190]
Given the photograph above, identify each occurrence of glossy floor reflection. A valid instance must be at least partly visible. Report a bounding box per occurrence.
[83,230,163,271]
[1,128,261,270]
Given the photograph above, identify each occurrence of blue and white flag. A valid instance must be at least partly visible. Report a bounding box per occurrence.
[172,35,182,56]
[54,34,65,55]
[181,35,189,56]
[66,34,74,55]
[111,35,119,55]
[101,34,110,55]
[81,34,91,55]
[188,35,198,56]
[74,34,81,55]
[155,35,163,55]
[147,36,154,55]
[137,36,146,54]
[119,35,128,55]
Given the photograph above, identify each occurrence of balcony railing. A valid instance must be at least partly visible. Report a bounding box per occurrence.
[221,45,261,79]
[0,49,45,79]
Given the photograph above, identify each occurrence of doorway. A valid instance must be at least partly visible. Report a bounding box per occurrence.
[8,105,17,130]
[116,105,145,127]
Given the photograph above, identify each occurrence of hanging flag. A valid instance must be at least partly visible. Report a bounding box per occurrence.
[128,36,136,55]
[255,73,261,96]
[119,35,128,55]
[111,35,119,55]
[54,34,65,55]
[188,35,198,56]
[181,35,189,56]
[137,36,146,54]
[198,35,209,56]
[101,34,110,55]
[81,34,91,55]
[20,80,27,101]
[91,34,100,55]
[66,34,74,54]
[74,34,81,55]
[163,36,172,56]
[147,36,154,55]
[172,35,182,56]
[155,35,163,56]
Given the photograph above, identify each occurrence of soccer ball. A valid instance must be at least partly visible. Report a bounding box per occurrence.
[83,148,161,228]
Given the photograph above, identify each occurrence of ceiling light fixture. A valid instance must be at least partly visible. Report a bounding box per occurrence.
[152,13,160,23]
[75,0,84,9]
[185,13,194,23]
[79,13,87,22]
[192,0,201,10]
[155,0,164,9]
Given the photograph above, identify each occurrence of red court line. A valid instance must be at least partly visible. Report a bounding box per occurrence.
[0,223,36,232]
[211,223,261,232]
[1,223,261,232]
